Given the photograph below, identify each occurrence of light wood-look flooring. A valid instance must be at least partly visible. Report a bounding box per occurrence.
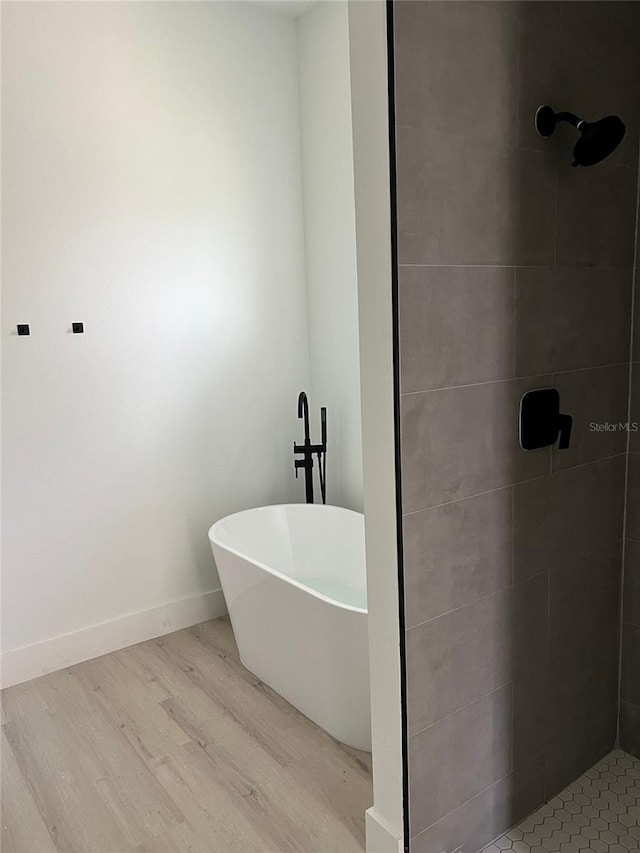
[1,617,372,853]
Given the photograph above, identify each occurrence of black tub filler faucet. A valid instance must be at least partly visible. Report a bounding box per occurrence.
[293,391,327,504]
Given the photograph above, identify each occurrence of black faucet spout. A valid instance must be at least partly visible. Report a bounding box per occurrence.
[297,391,310,443]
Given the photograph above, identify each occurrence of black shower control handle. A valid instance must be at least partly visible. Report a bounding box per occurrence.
[520,388,572,451]
[558,413,573,450]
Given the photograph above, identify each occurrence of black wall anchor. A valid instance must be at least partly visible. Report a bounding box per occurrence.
[72,322,84,334]
[17,324,30,336]
[520,388,572,450]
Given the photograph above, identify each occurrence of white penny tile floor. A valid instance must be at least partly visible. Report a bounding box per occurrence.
[482,750,640,853]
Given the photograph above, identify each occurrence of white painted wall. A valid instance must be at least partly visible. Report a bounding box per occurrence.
[1,1,311,682]
[297,0,363,512]
[348,2,405,851]
[2,1,404,837]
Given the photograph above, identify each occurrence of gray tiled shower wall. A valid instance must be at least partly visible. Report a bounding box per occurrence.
[392,2,640,852]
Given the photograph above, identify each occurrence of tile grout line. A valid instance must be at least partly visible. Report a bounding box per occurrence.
[402,452,627,519]
[408,754,527,847]
[512,267,518,384]
[401,362,632,398]
[408,751,548,849]
[397,263,637,270]
[407,682,514,743]
[553,154,559,269]
[395,125,640,173]
[617,137,640,748]
[405,538,622,634]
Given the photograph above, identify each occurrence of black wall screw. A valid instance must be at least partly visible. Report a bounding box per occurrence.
[72,322,84,334]
[17,324,30,336]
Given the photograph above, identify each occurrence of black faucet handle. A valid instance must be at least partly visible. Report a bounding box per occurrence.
[558,413,573,450]
[520,388,573,451]
[294,442,324,454]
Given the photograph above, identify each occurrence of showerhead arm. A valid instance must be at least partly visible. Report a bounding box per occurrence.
[535,106,583,136]
[553,111,583,129]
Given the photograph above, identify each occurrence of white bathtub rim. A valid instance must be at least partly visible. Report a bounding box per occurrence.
[209,503,367,615]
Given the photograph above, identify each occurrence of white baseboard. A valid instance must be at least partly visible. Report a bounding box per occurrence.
[365,807,404,853]
[0,589,227,689]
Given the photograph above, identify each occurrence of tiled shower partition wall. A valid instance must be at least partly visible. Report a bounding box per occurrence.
[391,2,640,851]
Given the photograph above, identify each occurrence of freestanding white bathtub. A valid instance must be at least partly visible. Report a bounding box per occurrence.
[208,504,371,752]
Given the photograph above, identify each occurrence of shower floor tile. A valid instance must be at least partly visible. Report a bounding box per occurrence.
[482,750,640,853]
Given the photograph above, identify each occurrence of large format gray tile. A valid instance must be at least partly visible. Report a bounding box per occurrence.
[624,540,640,627]
[515,1,563,153]
[515,267,632,376]
[628,365,640,454]
[621,621,640,708]
[401,377,551,513]
[556,1,640,169]
[411,753,545,853]
[398,265,515,393]
[620,700,640,759]
[394,3,640,845]
[408,686,512,837]
[552,365,630,471]
[513,622,619,774]
[403,488,512,630]
[625,453,640,542]
[513,455,626,582]
[548,541,622,659]
[634,285,640,362]
[394,1,519,143]
[406,573,548,735]
[512,660,550,771]
[396,127,556,266]
[556,162,638,268]
[549,622,621,739]
[544,700,617,800]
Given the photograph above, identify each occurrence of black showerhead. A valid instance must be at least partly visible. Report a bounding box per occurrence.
[572,116,626,167]
[535,105,626,167]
